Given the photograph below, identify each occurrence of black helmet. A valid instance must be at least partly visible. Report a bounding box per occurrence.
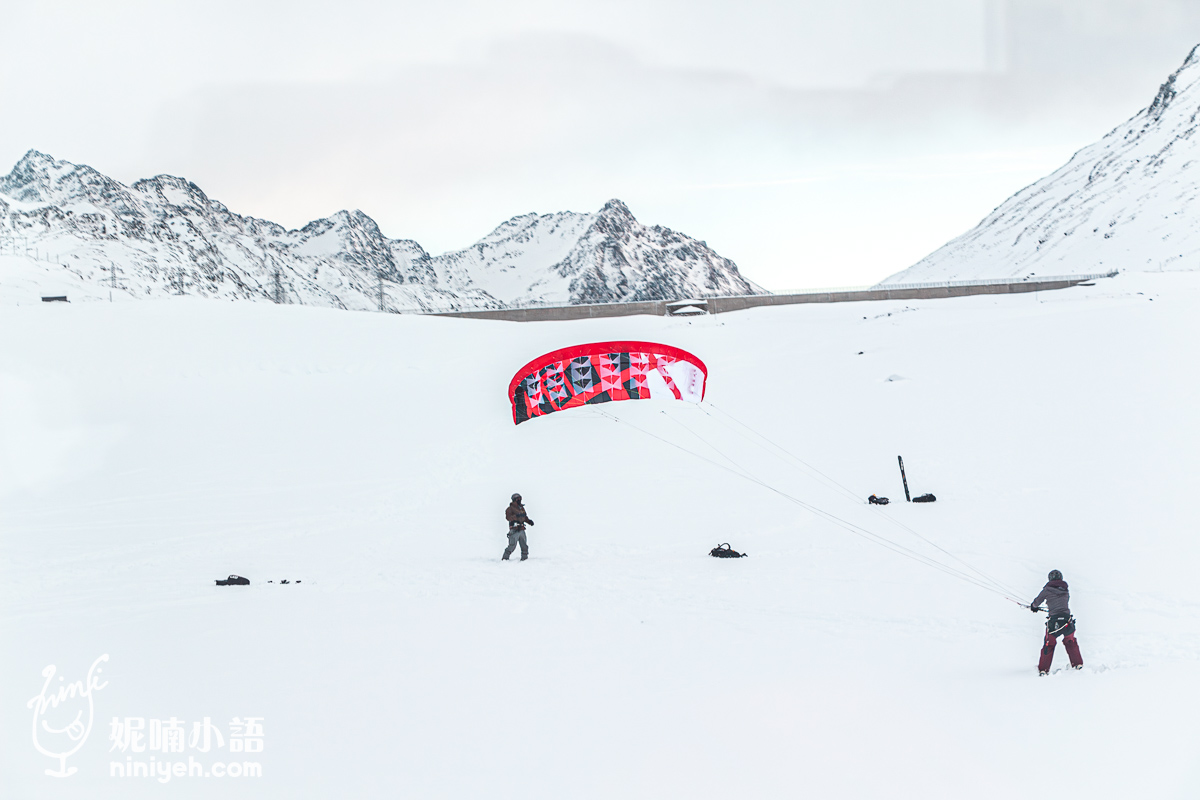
[1048,569,1063,581]
[511,493,522,502]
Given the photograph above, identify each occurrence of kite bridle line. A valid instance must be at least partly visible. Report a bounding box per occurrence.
[589,406,1029,607]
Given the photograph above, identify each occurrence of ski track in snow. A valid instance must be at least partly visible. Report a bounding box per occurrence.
[2,272,1199,798]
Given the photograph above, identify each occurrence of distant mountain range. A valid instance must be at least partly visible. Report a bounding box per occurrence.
[0,151,760,309]
[30,36,1200,310]
[882,45,1200,284]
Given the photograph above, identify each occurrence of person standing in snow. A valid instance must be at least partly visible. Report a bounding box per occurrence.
[1030,569,1084,675]
[502,493,535,561]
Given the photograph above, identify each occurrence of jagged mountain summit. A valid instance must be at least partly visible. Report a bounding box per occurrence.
[881,45,1200,284]
[0,152,759,309]
[437,199,759,306]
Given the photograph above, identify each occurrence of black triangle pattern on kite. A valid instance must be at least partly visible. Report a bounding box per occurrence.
[570,356,597,394]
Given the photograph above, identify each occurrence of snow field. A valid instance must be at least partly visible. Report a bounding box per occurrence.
[2,272,1199,798]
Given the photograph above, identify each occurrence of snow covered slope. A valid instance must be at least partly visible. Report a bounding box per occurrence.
[2,275,1198,798]
[882,46,1200,284]
[0,152,758,309]
[436,199,759,306]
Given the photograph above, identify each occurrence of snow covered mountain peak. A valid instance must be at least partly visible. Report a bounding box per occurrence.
[597,197,636,221]
[430,196,760,306]
[2,150,121,206]
[131,173,224,213]
[0,153,758,309]
[1145,45,1199,124]
[882,45,1200,284]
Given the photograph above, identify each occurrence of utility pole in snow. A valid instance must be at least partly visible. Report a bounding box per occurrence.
[103,262,119,302]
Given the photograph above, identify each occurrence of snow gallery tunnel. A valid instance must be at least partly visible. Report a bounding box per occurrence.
[508,341,708,424]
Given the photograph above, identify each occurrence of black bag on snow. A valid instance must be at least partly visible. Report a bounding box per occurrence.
[215,574,250,586]
[709,543,747,558]
[913,493,937,503]
[868,494,890,505]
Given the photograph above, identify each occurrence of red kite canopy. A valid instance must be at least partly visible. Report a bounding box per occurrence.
[508,341,707,425]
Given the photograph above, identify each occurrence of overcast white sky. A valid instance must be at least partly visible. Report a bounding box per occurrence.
[2,0,1199,287]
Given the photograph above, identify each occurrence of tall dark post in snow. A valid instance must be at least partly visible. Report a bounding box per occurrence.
[101,262,120,302]
[898,456,911,502]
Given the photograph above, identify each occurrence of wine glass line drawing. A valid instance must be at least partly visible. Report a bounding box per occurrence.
[26,654,109,778]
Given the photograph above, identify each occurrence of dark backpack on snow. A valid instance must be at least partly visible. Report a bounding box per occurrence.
[709,543,747,558]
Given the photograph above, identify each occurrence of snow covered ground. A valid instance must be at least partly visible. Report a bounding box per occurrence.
[2,272,1199,798]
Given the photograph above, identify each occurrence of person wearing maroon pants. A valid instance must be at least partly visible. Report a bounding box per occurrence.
[1031,570,1084,675]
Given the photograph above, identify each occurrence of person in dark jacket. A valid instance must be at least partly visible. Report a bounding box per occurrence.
[502,493,534,561]
[1030,569,1083,674]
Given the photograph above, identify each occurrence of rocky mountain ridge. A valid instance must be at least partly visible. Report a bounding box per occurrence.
[0,151,759,309]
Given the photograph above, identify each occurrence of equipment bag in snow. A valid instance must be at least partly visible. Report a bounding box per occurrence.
[215,575,250,586]
[710,543,747,558]
[913,493,937,503]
